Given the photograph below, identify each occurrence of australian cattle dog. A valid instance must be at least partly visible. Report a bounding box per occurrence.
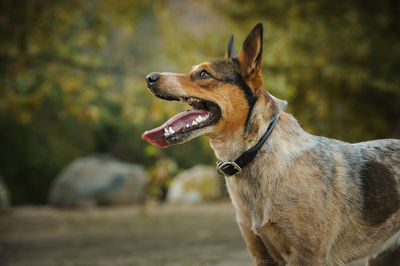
[142,23,400,266]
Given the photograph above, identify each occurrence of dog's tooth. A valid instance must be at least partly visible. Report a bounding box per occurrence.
[186,124,190,128]
[169,127,175,134]
[192,121,198,126]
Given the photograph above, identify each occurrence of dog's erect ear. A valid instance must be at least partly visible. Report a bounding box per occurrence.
[238,23,263,89]
[226,33,237,60]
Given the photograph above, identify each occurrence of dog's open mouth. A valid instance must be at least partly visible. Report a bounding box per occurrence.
[142,96,221,147]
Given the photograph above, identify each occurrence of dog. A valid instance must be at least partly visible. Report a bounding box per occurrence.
[142,23,400,266]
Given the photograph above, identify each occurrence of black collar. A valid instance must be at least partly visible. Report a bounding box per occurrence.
[216,112,280,176]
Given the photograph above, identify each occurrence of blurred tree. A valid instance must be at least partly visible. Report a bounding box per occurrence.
[0,0,153,203]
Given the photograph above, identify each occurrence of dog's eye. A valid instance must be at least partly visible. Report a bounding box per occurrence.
[199,70,211,79]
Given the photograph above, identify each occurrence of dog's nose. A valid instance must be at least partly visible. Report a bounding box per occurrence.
[146,72,160,86]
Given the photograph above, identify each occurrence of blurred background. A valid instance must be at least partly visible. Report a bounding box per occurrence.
[0,0,399,265]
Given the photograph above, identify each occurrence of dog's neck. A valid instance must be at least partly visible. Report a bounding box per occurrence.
[209,130,251,163]
[209,96,315,167]
[209,90,280,162]
[208,112,281,163]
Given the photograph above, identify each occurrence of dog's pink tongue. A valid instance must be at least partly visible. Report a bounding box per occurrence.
[142,110,209,148]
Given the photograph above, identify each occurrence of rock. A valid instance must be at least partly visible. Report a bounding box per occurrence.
[167,165,222,204]
[49,156,147,207]
[0,176,10,209]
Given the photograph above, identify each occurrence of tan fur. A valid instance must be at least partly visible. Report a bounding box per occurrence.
[170,70,253,136]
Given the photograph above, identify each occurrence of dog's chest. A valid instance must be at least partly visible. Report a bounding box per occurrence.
[225,172,276,229]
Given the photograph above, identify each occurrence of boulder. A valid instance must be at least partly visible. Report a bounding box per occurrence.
[49,156,147,207]
[167,165,222,204]
[0,176,10,209]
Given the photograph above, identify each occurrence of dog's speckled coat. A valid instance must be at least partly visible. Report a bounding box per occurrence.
[145,23,400,266]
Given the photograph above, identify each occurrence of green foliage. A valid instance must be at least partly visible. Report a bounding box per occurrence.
[0,0,399,204]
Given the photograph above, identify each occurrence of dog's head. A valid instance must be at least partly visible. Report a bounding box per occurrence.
[142,23,282,148]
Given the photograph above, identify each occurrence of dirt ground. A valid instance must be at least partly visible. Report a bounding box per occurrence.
[0,203,364,266]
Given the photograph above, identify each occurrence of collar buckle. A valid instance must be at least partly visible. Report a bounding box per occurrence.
[216,161,242,176]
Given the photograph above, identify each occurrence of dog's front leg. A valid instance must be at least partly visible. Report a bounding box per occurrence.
[239,223,284,266]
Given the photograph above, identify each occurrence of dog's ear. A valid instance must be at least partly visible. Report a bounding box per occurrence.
[238,23,263,90]
[226,33,237,60]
